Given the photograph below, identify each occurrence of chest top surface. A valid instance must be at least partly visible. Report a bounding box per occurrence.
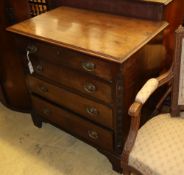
[7,6,168,63]
[139,0,172,5]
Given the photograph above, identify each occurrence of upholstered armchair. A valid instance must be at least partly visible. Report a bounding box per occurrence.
[122,26,184,175]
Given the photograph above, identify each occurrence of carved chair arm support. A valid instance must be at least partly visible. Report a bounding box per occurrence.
[122,70,173,164]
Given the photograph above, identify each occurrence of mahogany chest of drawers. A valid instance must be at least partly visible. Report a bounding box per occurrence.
[7,6,168,172]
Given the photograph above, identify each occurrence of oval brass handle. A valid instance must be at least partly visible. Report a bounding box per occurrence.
[42,108,51,116]
[40,85,48,93]
[86,107,98,116]
[27,45,38,54]
[36,65,43,72]
[82,62,95,72]
[84,83,96,93]
[88,130,98,140]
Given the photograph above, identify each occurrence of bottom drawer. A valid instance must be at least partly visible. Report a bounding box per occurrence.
[31,96,113,151]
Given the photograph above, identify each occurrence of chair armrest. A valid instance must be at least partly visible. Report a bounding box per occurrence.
[135,78,159,104]
[129,70,173,117]
[122,70,173,164]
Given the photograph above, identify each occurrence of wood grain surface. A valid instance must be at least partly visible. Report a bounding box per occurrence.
[141,0,172,4]
[32,95,113,151]
[28,76,113,129]
[7,6,168,63]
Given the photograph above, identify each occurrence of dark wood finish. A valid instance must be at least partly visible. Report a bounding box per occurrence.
[48,0,184,69]
[7,7,167,63]
[0,85,6,105]
[31,60,113,103]
[7,0,30,23]
[31,95,113,151]
[1,0,183,112]
[171,26,184,116]
[51,0,170,21]
[8,6,168,173]
[0,0,9,106]
[28,76,113,129]
[0,34,6,104]
[16,36,114,103]
[15,36,115,81]
[163,0,184,68]
[0,0,31,110]
[119,48,147,149]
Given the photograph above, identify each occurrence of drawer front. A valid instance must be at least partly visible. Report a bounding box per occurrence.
[17,37,114,81]
[32,95,113,151]
[28,76,113,129]
[31,59,112,104]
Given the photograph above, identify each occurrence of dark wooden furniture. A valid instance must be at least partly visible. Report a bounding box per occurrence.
[163,0,184,68]
[0,0,31,110]
[48,0,184,68]
[0,85,6,105]
[7,6,168,172]
[49,0,172,20]
[0,0,50,110]
[1,0,183,112]
[122,26,184,175]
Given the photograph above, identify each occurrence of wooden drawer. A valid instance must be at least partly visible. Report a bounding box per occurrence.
[31,95,113,151]
[31,59,112,104]
[17,37,115,81]
[28,76,113,129]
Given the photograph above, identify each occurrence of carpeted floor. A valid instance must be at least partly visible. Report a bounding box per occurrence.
[0,103,119,175]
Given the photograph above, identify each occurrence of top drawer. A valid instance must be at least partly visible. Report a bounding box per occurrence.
[16,37,116,81]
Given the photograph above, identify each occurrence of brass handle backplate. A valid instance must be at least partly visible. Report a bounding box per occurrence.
[42,108,51,116]
[40,85,48,93]
[36,64,43,72]
[82,62,95,72]
[86,107,99,116]
[88,130,98,140]
[27,45,38,54]
[84,83,96,93]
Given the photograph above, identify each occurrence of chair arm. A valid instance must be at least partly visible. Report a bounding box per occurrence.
[122,70,173,164]
[135,78,159,105]
[129,70,173,116]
